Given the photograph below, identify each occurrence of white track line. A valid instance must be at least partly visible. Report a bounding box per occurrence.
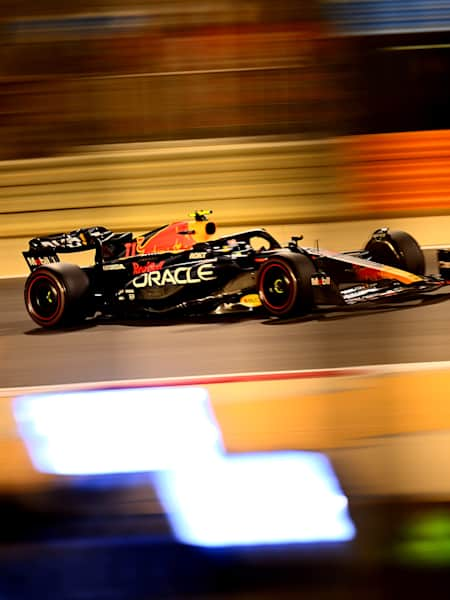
[2,361,450,396]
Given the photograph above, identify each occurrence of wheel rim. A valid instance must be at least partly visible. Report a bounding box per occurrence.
[259,262,295,312]
[27,274,63,323]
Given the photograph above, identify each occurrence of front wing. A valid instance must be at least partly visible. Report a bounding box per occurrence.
[338,277,447,306]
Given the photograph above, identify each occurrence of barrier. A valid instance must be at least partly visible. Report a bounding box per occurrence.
[0,138,348,239]
[341,130,450,217]
[2,132,450,242]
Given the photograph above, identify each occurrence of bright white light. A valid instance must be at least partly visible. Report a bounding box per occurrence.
[14,387,222,475]
[14,386,356,547]
[154,451,356,547]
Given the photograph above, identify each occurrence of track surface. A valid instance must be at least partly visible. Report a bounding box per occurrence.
[1,251,449,388]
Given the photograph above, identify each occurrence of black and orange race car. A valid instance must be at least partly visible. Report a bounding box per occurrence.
[22,210,450,328]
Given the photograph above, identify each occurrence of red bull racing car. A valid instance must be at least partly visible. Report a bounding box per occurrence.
[22,210,450,328]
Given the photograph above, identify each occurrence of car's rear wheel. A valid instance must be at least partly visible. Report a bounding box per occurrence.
[24,263,91,328]
[364,229,425,276]
[257,254,315,317]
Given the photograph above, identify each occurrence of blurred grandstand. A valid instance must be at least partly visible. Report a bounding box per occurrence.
[0,0,349,159]
[0,0,449,160]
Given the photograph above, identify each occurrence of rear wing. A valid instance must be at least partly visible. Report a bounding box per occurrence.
[23,226,114,271]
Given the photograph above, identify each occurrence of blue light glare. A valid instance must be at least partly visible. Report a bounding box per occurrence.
[13,387,222,475]
[154,451,356,547]
[14,386,356,547]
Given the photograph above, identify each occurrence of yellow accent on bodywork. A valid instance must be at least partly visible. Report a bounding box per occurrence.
[375,264,423,284]
[240,294,261,307]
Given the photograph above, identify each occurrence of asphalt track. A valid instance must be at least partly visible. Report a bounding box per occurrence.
[1,250,449,388]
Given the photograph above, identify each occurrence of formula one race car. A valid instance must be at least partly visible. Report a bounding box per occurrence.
[22,211,450,328]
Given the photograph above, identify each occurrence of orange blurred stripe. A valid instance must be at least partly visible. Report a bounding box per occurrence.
[341,130,450,215]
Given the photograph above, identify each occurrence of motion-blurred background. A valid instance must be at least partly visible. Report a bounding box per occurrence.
[0,0,340,157]
[1,0,450,157]
[1,0,450,264]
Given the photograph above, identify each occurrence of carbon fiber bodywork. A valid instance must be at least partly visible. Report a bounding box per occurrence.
[22,216,450,326]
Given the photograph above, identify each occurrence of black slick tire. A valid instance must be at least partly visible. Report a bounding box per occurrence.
[365,230,425,276]
[257,253,315,317]
[24,263,91,328]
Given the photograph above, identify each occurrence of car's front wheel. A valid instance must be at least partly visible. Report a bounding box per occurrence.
[365,229,425,275]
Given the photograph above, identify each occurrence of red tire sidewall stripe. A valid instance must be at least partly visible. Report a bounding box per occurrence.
[26,272,65,325]
[259,261,296,313]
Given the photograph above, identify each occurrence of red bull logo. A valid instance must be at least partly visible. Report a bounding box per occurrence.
[132,261,164,275]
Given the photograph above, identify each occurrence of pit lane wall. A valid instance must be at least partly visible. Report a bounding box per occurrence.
[2,130,450,276]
